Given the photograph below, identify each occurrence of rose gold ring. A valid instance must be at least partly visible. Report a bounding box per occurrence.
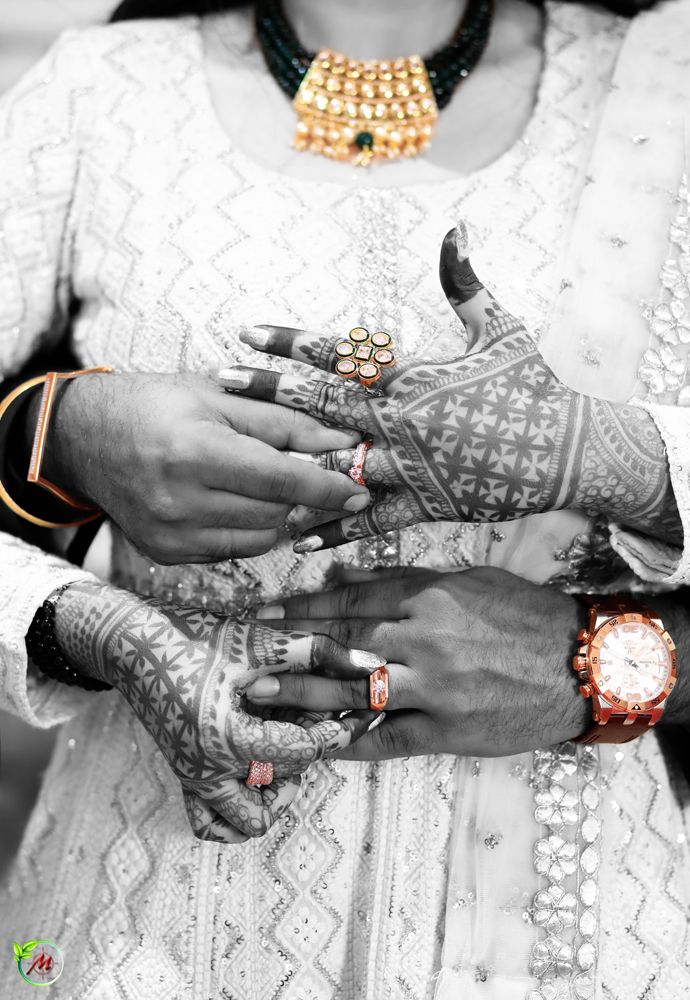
[246,760,274,787]
[369,666,389,712]
[348,436,373,487]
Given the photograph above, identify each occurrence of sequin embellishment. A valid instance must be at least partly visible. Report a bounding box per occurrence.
[639,174,690,403]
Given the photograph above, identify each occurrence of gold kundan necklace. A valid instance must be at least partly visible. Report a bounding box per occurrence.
[255,0,494,166]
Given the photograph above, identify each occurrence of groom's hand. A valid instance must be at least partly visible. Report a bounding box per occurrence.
[244,566,591,759]
[39,371,370,563]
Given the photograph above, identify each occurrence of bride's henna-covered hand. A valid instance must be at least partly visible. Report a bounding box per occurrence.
[54,581,379,842]
[221,225,681,552]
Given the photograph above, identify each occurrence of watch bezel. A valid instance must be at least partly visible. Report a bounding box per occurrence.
[587,613,677,713]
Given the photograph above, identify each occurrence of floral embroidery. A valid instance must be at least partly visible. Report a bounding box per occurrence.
[526,984,571,1000]
[534,835,578,881]
[533,885,577,934]
[660,257,690,299]
[534,745,578,782]
[648,300,690,346]
[638,345,685,395]
[534,785,578,828]
[530,936,574,978]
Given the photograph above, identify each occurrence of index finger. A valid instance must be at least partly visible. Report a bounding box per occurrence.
[233,711,379,774]
[206,432,371,512]
[255,618,407,664]
[256,578,416,622]
[332,711,435,762]
[240,325,401,383]
[214,393,361,452]
[218,366,376,431]
[241,324,333,371]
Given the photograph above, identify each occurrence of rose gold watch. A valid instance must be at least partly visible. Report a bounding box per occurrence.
[572,598,677,745]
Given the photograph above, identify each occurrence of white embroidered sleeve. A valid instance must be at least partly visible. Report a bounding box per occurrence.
[0,32,101,726]
[0,536,100,726]
[609,402,690,587]
[0,30,92,367]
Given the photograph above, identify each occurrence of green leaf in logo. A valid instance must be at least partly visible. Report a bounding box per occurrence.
[22,941,38,957]
[13,942,22,961]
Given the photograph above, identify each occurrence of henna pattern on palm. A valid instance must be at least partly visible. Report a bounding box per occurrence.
[55,582,374,841]
[231,225,681,550]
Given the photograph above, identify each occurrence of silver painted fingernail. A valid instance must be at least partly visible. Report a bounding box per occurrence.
[343,492,370,513]
[293,536,323,554]
[454,220,470,259]
[245,676,281,700]
[350,649,387,670]
[283,509,302,539]
[368,712,386,729]
[218,369,251,390]
[256,604,285,621]
[242,326,272,349]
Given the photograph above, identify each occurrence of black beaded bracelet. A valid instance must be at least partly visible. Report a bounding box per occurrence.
[26,584,112,692]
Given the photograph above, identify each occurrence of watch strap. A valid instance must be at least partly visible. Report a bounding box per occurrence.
[573,713,656,745]
[575,594,658,623]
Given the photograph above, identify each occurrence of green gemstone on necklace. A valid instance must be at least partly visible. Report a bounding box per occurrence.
[355,131,374,151]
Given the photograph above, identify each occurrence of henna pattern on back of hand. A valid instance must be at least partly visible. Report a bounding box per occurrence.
[54,582,375,840]
[233,226,681,551]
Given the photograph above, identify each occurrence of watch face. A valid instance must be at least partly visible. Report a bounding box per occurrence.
[590,614,676,712]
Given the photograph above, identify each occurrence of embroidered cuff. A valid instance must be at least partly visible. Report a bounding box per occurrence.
[608,401,690,586]
[0,533,99,728]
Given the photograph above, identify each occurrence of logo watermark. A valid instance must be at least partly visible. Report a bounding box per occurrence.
[13,940,63,987]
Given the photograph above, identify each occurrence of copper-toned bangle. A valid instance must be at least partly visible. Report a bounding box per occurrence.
[28,367,113,509]
[0,367,113,529]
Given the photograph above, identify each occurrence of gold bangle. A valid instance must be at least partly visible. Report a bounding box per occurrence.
[0,368,112,529]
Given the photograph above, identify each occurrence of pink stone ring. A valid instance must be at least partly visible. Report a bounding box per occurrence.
[348,437,373,487]
[246,760,274,787]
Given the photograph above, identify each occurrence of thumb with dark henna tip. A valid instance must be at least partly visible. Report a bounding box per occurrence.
[439,222,493,353]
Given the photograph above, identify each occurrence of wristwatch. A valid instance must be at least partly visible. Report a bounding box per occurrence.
[572,598,677,745]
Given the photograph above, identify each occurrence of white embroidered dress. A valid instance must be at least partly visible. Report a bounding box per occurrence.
[0,6,689,1000]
